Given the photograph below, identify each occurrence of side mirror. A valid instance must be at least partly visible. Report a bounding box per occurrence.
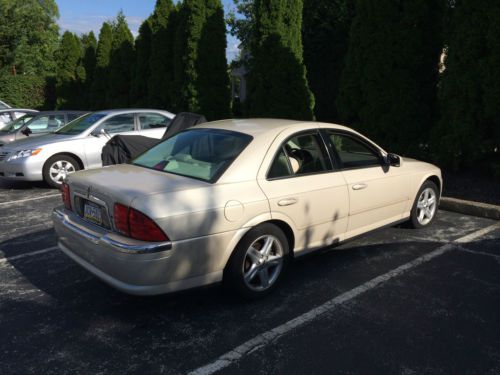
[21,127,32,136]
[386,153,401,167]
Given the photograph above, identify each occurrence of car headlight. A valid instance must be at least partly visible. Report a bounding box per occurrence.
[7,148,42,161]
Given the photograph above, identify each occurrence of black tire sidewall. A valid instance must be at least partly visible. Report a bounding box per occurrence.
[224,223,290,299]
[410,180,439,228]
[43,155,80,188]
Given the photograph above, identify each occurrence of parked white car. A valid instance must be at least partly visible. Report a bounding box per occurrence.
[0,109,174,187]
[0,108,39,128]
[0,100,11,109]
[52,119,442,298]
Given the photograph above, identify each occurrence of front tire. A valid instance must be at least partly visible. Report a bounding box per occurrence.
[43,155,80,188]
[224,223,290,299]
[409,180,439,228]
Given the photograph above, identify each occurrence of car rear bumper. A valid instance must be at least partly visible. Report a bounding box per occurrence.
[52,208,236,295]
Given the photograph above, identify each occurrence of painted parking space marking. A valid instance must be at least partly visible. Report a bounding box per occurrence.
[0,246,59,265]
[456,246,500,261]
[0,193,60,207]
[189,222,500,375]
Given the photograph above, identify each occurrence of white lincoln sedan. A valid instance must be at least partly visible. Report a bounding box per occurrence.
[52,119,442,298]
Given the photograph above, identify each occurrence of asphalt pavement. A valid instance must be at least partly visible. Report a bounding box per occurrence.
[0,182,498,375]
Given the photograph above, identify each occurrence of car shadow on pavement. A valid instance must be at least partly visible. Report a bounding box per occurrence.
[2,233,498,374]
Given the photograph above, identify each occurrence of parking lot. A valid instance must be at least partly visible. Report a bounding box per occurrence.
[0,181,499,375]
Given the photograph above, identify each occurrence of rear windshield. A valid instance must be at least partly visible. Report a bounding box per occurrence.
[133,129,253,182]
[56,113,106,135]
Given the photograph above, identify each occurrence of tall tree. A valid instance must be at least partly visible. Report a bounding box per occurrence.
[196,0,231,120]
[433,0,500,168]
[79,32,97,109]
[246,0,314,120]
[227,0,255,48]
[91,22,113,109]
[0,0,59,76]
[131,18,153,106]
[302,0,354,123]
[107,12,135,108]
[55,31,83,109]
[172,0,204,113]
[337,0,445,156]
[148,0,176,109]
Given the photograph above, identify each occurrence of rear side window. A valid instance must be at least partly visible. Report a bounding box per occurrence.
[28,115,65,133]
[96,114,135,134]
[139,113,171,129]
[268,132,332,179]
[328,132,381,169]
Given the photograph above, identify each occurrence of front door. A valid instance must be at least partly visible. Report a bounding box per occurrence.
[257,130,349,254]
[83,113,137,169]
[325,130,410,238]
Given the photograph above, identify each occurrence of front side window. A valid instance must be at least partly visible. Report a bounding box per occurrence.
[27,115,65,133]
[328,132,381,169]
[1,115,34,132]
[56,113,106,135]
[139,113,171,129]
[133,129,252,182]
[268,132,331,179]
[96,114,135,134]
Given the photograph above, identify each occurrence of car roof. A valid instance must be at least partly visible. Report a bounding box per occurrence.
[93,108,175,116]
[31,110,88,115]
[195,118,354,140]
[0,108,38,113]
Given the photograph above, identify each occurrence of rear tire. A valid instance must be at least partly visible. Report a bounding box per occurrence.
[43,155,80,188]
[224,223,290,299]
[409,180,439,228]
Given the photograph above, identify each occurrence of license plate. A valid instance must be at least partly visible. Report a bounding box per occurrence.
[84,202,103,225]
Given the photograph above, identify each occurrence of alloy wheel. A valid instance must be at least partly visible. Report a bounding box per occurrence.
[242,235,284,292]
[49,160,76,185]
[416,187,437,226]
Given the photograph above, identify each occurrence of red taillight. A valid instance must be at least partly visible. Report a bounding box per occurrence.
[113,203,169,242]
[114,203,130,236]
[61,183,71,210]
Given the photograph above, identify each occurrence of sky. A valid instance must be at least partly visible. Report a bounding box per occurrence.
[56,0,240,61]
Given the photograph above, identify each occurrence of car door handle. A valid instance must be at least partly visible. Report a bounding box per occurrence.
[352,183,367,190]
[278,198,298,206]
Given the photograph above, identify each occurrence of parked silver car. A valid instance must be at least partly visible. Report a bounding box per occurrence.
[0,108,39,128]
[0,109,174,187]
[0,110,88,146]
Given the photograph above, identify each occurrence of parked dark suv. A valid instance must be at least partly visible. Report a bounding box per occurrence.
[0,110,88,146]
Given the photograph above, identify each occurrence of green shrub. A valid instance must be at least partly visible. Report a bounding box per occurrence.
[0,74,47,109]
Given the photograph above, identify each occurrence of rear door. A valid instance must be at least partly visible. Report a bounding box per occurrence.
[83,113,137,169]
[324,130,410,238]
[137,112,171,139]
[257,129,349,254]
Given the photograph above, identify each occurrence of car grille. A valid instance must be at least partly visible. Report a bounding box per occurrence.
[0,151,9,161]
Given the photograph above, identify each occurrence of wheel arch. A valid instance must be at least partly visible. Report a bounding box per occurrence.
[44,152,85,170]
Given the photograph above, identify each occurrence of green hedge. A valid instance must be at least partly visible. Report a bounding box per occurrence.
[0,75,48,109]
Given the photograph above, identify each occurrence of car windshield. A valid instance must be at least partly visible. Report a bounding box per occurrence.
[0,114,36,132]
[133,129,253,182]
[56,113,106,135]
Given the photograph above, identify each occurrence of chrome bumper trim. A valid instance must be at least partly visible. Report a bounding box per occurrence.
[54,209,172,254]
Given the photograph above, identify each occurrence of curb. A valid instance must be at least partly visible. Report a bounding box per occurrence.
[440,197,500,220]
